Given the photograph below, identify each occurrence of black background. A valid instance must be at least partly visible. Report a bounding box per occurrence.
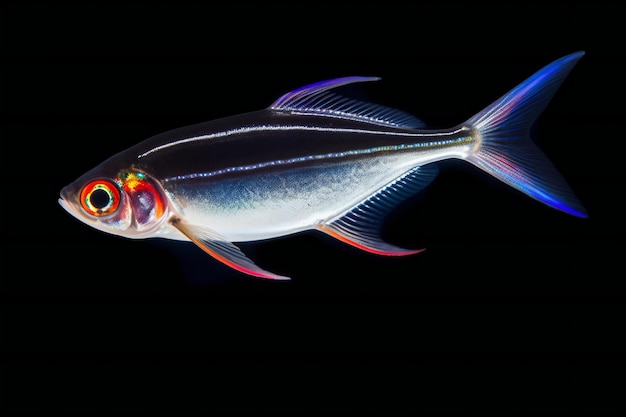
[1,2,625,415]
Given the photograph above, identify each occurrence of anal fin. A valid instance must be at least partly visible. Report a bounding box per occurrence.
[170,218,289,280]
[317,223,422,256]
[317,165,438,256]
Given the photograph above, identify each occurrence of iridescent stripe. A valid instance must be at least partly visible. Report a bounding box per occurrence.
[162,134,472,183]
[138,125,467,159]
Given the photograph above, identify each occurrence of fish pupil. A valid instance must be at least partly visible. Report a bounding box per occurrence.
[90,188,111,209]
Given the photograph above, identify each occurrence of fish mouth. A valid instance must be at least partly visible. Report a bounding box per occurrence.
[58,190,83,222]
[58,187,70,210]
[58,196,72,213]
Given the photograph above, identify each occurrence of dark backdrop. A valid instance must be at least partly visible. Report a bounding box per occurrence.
[2,2,624,414]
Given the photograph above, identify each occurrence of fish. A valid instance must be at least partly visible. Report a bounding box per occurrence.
[59,51,588,280]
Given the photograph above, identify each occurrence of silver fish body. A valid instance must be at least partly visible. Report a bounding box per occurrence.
[59,53,587,279]
[139,111,470,242]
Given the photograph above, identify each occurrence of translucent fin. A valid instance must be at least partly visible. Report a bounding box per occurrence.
[317,165,438,255]
[466,51,588,218]
[270,76,425,129]
[169,218,290,280]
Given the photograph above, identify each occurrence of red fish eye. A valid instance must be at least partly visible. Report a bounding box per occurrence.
[80,180,121,217]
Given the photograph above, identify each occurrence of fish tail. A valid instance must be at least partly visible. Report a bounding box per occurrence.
[464,51,587,218]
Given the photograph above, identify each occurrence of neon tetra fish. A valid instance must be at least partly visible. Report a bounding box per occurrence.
[59,52,587,280]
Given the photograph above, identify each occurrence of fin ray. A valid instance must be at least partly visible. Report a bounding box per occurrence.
[270,76,425,129]
[318,165,438,255]
[466,51,588,218]
[170,218,289,280]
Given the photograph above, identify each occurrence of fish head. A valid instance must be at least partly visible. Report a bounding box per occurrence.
[59,163,168,239]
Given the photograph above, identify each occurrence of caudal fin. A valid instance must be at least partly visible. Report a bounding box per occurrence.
[465,52,587,218]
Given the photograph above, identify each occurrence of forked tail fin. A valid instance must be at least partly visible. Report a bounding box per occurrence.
[465,51,587,218]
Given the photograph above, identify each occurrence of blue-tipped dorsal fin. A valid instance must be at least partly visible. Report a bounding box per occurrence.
[270,76,425,129]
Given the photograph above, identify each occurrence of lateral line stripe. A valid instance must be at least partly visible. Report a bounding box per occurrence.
[161,135,471,183]
[138,124,467,158]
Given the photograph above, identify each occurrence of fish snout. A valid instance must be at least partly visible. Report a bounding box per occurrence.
[59,185,72,203]
[58,186,80,218]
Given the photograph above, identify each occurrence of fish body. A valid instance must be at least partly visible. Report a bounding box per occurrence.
[59,52,587,279]
[136,109,467,242]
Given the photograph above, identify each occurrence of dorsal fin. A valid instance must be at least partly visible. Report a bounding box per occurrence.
[270,77,425,129]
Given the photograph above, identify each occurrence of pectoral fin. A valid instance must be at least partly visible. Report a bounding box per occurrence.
[169,218,290,280]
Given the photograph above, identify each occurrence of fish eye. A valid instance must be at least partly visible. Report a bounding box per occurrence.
[79,180,121,217]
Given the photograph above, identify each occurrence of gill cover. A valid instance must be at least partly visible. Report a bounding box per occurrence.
[117,169,167,230]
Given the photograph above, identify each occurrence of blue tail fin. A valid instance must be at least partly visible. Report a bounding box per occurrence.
[465,52,587,218]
